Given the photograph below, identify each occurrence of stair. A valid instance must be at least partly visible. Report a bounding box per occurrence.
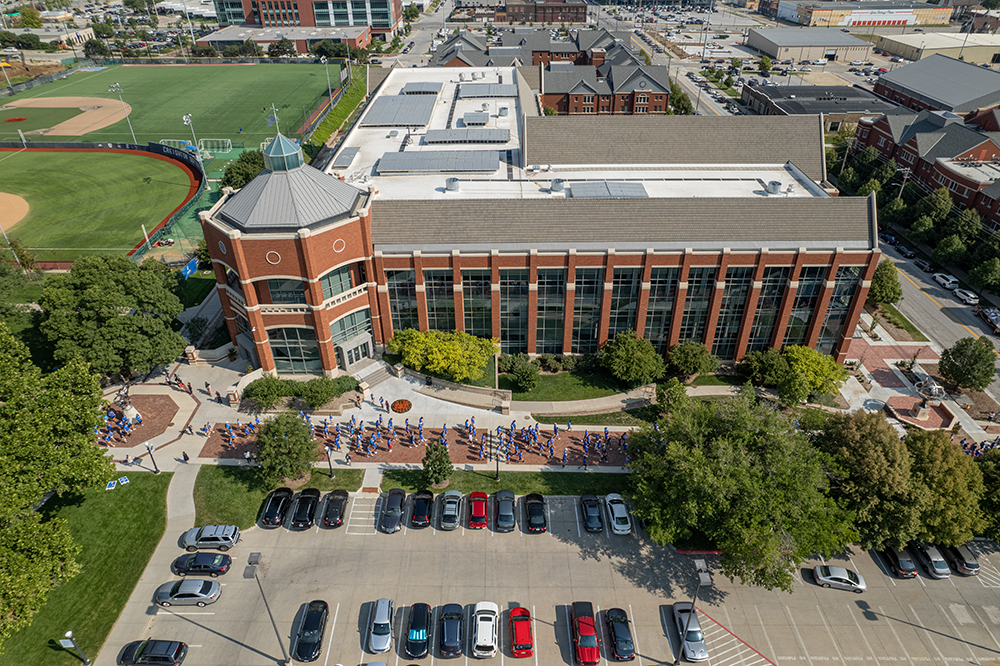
[363,366,394,389]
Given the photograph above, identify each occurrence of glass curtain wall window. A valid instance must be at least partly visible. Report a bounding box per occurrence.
[463,269,493,338]
[330,308,372,346]
[500,269,529,353]
[644,267,679,353]
[536,269,566,355]
[267,278,307,304]
[607,267,641,338]
[319,265,353,301]
[746,266,789,352]
[423,270,455,332]
[386,270,419,332]
[712,266,754,361]
[268,327,322,373]
[816,266,861,355]
[783,266,828,347]
[572,267,604,353]
[678,267,717,343]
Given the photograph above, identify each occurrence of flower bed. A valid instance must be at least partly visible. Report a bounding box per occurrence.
[391,399,412,414]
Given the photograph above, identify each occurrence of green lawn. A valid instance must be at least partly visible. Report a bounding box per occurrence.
[192,465,364,529]
[0,106,83,132]
[0,472,171,666]
[7,274,45,304]
[381,469,631,496]
[308,66,368,148]
[690,373,746,387]
[2,151,194,262]
[532,405,660,427]
[501,370,623,401]
[175,270,217,309]
[1,63,341,144]
[881,302,929,342]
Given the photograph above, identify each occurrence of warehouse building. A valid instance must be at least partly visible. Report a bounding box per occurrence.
[199,66,878,377]
[745,28,873,62]
[772,0,951,27]
[875,32,1000,65]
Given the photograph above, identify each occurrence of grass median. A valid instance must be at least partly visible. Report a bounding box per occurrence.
[501,370,622,401]
[193,465,364,529]
[0,471,171,666]
[381,469,630,495]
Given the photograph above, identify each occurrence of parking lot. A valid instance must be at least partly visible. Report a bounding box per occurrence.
[135,492,1000,666]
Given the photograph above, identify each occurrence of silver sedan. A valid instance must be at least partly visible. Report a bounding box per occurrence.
[814,565,866,593]
[155,579,222,607]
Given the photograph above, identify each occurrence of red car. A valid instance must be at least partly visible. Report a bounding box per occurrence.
[510,607,534,658]
[469,492,488,529]
[571,601,600,666]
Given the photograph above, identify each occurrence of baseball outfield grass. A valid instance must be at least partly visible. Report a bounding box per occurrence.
[0,107,83,133]
[0,62,342,144]
[1,150,195,261]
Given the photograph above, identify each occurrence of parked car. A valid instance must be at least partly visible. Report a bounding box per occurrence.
[943,543,980,576]
[440,602,464,657]
[441,490,463,530]
[606,607,636,661]
[850,59,864,65]
[933,273,959,290]
[380,488,405,534]
[954,288,979,305]
[878,232,898,245]
[469,491,488,529]
[322,489,349,528]
[495,489,516,532]
[605,493,632,535]
[172,552,231,577]
[369,598,395,653]
[525,493,547,533]
[472,601,500,658]
[294,600,329,662]
[261,487,293,528]
[813,565,867,593]
[406,602,431,658]
[896,246,916,258]
[155,579,222,607]
[914,259,936,272]
[880,546,918,579]
[673,602,709,661]
[509,607,534,658]
[181,524,240,552]
[411,490,433,528]
[571,601,601,666]
[580,494,603,533]
[911,541,951,579]
[119,639,188,665]
[290,488,320,530]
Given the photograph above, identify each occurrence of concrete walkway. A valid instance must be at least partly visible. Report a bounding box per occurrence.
[512,384,656,415]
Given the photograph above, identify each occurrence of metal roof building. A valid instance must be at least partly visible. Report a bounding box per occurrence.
[873,54,1000,113]
[746,28,874,61]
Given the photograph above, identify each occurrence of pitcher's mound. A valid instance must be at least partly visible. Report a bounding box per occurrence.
[0,193,28,230]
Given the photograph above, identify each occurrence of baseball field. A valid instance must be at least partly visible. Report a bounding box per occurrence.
[0,149,198,261]
[0,62,342,145]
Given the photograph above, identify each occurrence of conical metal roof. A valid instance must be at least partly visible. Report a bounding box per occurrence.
[262,133,305,172]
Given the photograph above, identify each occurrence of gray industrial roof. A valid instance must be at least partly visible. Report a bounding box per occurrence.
[218,164,363,232]
[376,150,501,174]
[331,146,360,168]
[463,112,489,126]
[459,83,520,98]
[424,128,511,143]
[877,54,1000,113]
[748,28,870,48]
[570,181,649,198]
[523,115,826,181]
[361,95,437,127]
[370,196,874,251]
[746,85,898,116]
[401,81,443,95]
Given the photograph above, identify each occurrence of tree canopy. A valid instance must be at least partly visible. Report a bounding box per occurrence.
[906,430,985,545]
[665,341,719,376]
[386,329,499,383]
[313,39,348,58]
[628,387,856,592]
[601,330,665,386]
[220,149,265,190]
[939,336,996,392]
[255,412,318,486]
[422,440,453,486]
[0,322,113,649]
[38,255,187,378]
[867,260,902,308]
[83,38,111,58]
[969,257,1000,295]
[267,37,296,57]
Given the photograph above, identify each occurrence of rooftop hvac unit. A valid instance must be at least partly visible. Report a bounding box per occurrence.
[446,177,460,192]
[389,130,399,138]
[551,178,565,192]
[499,106,509,117]
[766,180,781,194]
[459,73,466,81]
[482,102,489,111]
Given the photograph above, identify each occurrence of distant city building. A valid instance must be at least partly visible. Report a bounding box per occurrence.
[746,28,873,62]
[430,27,638,68]
[12,26,94,48]
[536,61,671,115]
[196,24,371,53]
[740,85,897,131]
[767,0,950,27]
[874,32,1000,64]
[214,0,403,38]
[873,55,1000,114]
[505,0,586,24]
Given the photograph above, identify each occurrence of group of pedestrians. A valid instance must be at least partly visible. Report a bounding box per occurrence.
[96,406,144,447]
[960,437,1000,458]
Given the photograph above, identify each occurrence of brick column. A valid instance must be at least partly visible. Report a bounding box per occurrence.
[770,249,809,348]
[562,250,578,354]
[231,232,275,374]
[834,252,880,363]
[667,250,695,348]
[733,251,769,361]
[414,251,428,331]
[701,250,731,353]
[452,250,465,333]
[527,250,539,353]
[491,250,501,340]
[297,227,338,373]
[597,249,615,348]
[373,250,393,344]
[634,249,655,339]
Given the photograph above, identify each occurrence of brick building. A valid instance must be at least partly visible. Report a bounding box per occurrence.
[505,0,586,24]
[430,27,638,68]
[214,0,402,37]
[873,55,1000,114]
[740,84,897,132]
[200,66,878,378]
[197,24,371,53]
[536,61,671,115]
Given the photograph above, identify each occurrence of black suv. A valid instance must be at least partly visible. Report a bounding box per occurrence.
[261,487,293,528]
[290,489,320,530]
[119,638,188,665]
[880,546,917,579]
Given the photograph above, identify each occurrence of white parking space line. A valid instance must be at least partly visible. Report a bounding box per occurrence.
[978,559,1000,588]
[574,501,581,538]
[871,551,897,587]
[938,604,979,664]
[564,606,575,666]
[697,609,773,666]
[908,605,948,665]
[395,605,406,666]
[969,605,1000,651]
[596,604,607,666]
[156,611,215,615]
[877,606,915,666]
[430,605,437,666]
[815,606,847,666]
[346,496,380,535]
[499,602,505,666]
[628,604,643,666]
[752,606,776,665]
[784,606,813,666]
[660,605,676,662]
[531,605,539,666]
[360,604,373,666]
[323,602,340,666]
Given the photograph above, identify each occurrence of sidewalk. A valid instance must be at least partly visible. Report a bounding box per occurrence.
[512,384,655,415]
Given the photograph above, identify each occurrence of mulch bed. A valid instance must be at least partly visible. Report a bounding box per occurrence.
[920,362,1000,422]
[96,394,180,448]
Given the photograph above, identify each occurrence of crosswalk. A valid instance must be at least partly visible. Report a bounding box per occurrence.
[345,495,380,535]
[698,607,776,666]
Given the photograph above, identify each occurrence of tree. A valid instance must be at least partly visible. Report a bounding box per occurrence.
[629,388,855,592]
[977,448,1000,541]
[856,178,880,197]
[777,366,811,406]
[947,207,982,245]
[939,336,996,392]
[255,412,318,486]
[0,322,114,649]
[644,51,652,66]
[91,22,114,38]
[909,215,936,244]
[386,329,499,383]
[267,37,296,58]
[666,341,719,377]
[815,411,926,550]
[970,257,1000,295]
[731,57,742,70]
[932,234,967,266]
[872,157,896,184]
[655,376,688,415]
[422,440,454,486]
[123,0,155,11]
[758,55,771,73]
[38,255,187,378]
[601,330,665,386]
[867,259,902,308]
[737,348,789,386]
[403,3,420,20]
[783,345,848,397]
[543,105,558,116]
[220,149,265,189]
[0,260,27,321]
[837,166,857,190]
[668,80,693,115]
[907,430,985,545]
[313,39,348,58]
[191,44,217,57]
[913,187,952,225]
[880,196,907,228]
[350,46,369,63]
[511,363,539,392]
[15,5,41,28]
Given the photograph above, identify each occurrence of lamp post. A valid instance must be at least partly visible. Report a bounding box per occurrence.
[182,113,203,167]
[320,55,332,97]
[674,560,712,666]
[109,83,137,144]
[62,631,91,666]
[146,443,160,474]
[325,445,335,478]
[491,431,499,481]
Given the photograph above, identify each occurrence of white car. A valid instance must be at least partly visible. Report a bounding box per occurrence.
[954,288,979,305]
[605,493,632,535]
[2,47,17,53]
[933,273,959,289]
[850,60,864,65]
[812,59,827,65]
[472,601,499,658]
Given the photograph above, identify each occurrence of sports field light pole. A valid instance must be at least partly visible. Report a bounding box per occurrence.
[109,83,137,144]
[61,631,91,666]
[320,56,332,97]
[182,113,203,168]
[674,560,712,666]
